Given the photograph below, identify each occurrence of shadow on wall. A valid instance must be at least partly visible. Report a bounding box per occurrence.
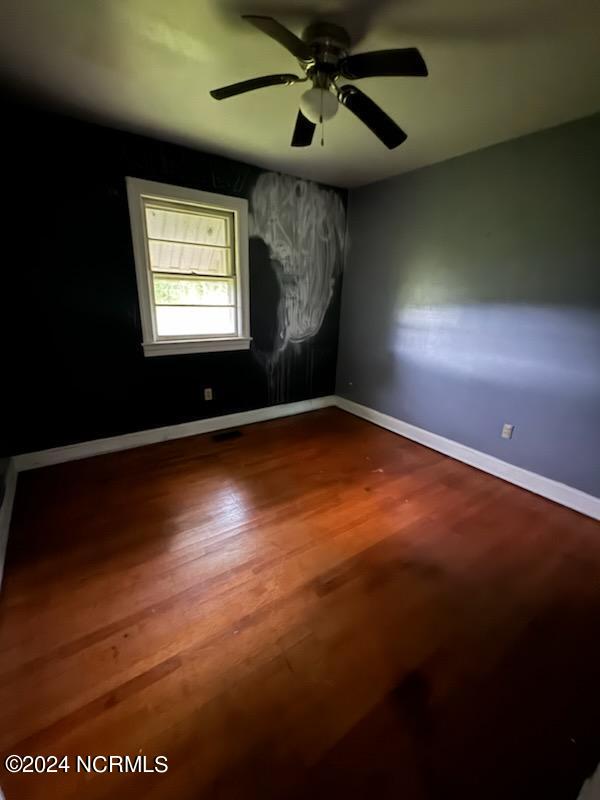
[249,237,281,355]
[249,172,347,404]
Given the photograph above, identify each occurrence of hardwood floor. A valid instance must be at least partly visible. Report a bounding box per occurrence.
[0,408,599,800]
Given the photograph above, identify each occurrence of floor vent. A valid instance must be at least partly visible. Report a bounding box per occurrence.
[211,429,242,443]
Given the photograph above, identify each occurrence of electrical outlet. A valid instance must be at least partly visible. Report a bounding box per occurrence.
[501,423,514,440]
[204,387,213,401]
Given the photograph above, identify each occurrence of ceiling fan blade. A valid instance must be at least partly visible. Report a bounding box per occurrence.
[291,110,316,147]
[242,15,313,62]
[340,47,428,79]
[210,73,302,100]
[337,85,407,149]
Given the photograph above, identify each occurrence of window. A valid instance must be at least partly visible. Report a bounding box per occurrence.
[126,177,250,356]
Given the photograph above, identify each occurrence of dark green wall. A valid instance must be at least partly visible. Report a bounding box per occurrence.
[3,104,347,456]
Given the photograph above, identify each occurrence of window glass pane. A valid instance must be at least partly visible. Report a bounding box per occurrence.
[145,206,228,246]
[153,277,234,306]
[156,306,236,337]
[148,240,229,275]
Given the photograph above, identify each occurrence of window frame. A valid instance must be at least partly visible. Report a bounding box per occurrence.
[126,177,251,357]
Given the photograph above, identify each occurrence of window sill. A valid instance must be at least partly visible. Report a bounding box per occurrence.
[142,338,252,357]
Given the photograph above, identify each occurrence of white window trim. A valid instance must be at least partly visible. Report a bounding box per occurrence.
[126,177,251,357]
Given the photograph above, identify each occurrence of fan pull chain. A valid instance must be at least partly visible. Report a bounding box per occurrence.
[320,90,325,147]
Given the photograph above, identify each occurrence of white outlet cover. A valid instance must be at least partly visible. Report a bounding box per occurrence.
[501,423,514,440]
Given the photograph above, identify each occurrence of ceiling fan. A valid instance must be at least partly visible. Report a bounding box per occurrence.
[210,15,428,149]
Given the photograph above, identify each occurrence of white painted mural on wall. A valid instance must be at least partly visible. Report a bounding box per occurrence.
[250,172,346,356]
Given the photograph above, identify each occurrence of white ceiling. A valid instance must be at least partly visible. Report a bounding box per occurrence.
[1,0,599,188]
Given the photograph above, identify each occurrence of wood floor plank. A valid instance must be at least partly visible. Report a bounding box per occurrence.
[0,408,598,799]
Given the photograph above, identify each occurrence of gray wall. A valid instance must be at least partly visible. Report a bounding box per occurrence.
[337,114,600,497]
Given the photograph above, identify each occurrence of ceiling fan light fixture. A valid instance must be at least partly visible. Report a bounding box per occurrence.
[299,87,338,124]
[211,16,429,149]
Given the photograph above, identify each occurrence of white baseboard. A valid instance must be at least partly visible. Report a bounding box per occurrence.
[9,393,600,524]
[4,396,333,588]
[577,762,600,800]
[0,458,18,591]
[335,396,600,521]
[14,395,336,472]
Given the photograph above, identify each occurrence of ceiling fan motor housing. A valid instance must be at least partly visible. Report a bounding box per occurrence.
[301,22,351,75]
